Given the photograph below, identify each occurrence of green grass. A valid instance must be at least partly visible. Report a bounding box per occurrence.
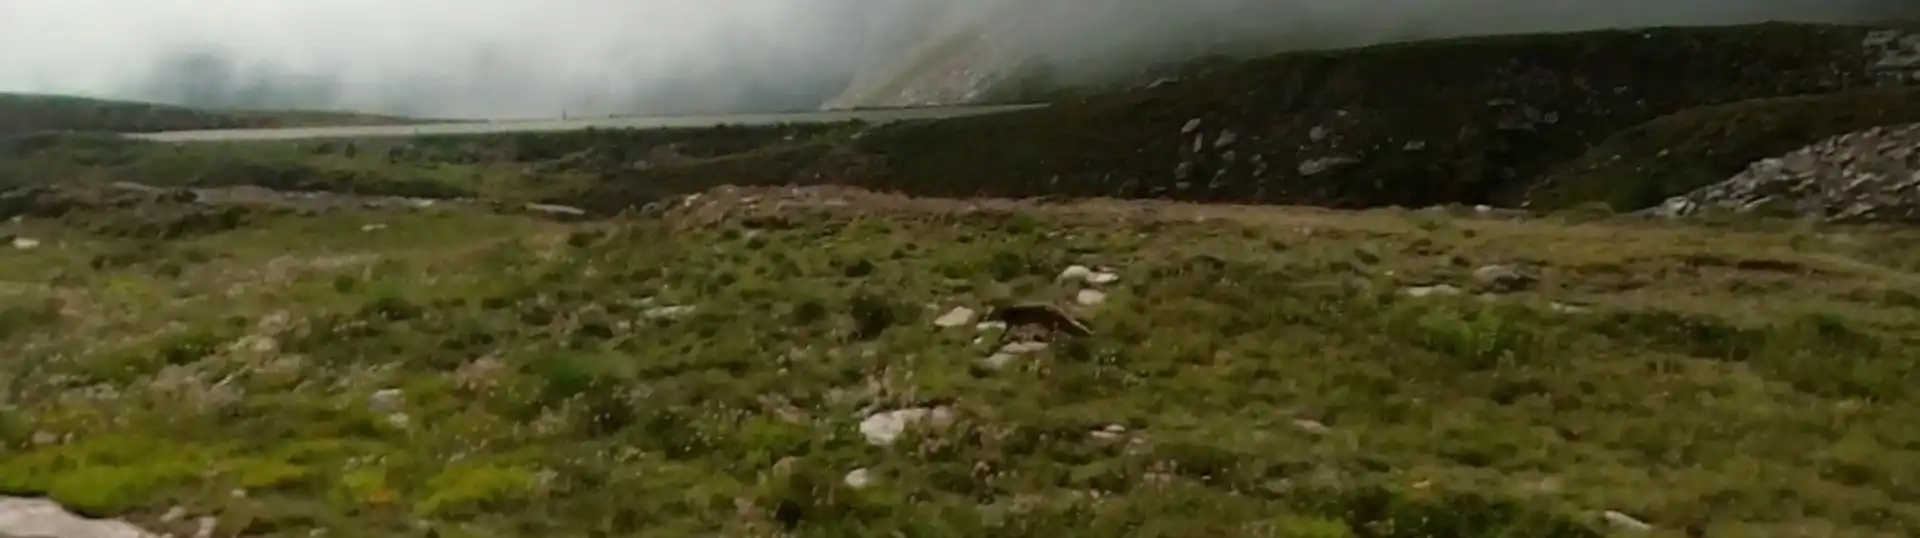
[4,190,1920,536]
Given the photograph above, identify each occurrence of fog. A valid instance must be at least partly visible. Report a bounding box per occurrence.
[1,0,1913,119]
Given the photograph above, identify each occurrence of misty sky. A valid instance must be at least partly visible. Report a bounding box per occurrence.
[2,0,1913,119]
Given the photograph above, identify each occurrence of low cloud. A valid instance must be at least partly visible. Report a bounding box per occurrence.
[0,0,1912,119]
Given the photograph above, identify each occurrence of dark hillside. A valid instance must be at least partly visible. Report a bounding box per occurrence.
[0,93,432,137]
[565,23,1919,213]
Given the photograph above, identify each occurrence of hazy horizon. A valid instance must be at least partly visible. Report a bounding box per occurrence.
[2,0,1914,119]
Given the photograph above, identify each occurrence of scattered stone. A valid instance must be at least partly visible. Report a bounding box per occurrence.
[1402,284,1464,298]
[367,389,406,414]
[643,305,697,320]
[10,237,40,250]
[1180,118,1203,135]
[385,413,412,430]
[1298,156,1359,176]
[194,516,217,538]
[982,341,1050,370]
[1652,123,1920,223]
[1001,341,1051,355]
[1309,125,1329,142]
[1057,265,1120,285]
[843,468,874,489]
[1090,424,1129,441]
[159,507,187,523]
[1075,289,1109,306]
[0,497,159,538]
[1474,264,1537,292]
[360,224,387,232]
[29,431,58,446]
[985,303,1093,339]
[1293,419,1332,435]
[1550,302,1592,314]
[1403,140,1428,151]
[1602,510,1654,532]
[1058,265,1094,282]
[1214,130,1238,148]
[974,320,1008,332]
[1865,30,1920,84]
[858,406,956,446]
[933,307,978,328]
[523,203,589,219]
[108,181,167,194]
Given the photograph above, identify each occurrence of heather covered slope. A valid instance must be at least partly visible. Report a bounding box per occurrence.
[563,23,1920,214]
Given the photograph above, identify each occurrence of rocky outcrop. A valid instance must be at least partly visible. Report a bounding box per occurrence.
[1653,123,1920,222]
[1867,29,1920,83]
[0,497,158,538]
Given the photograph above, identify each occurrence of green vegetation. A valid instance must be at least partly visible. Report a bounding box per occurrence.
[0,92,436,137]
[4,186,1920,536]
[5,20,1920,538]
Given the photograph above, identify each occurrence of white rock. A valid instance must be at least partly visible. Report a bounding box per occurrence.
[1601,510,1653,532]
[858,406,955,446]
[974,321,1008,332]
[643,305,696,320]
[933,307,977,328]
[1298,156,1359,176]
[1000,342,1051,355]
[194,516,217,538]
[1058,265,1094,282]
[1181,118,1203,135]
[1214,130,1238,148]
[1075,289,1108,306]
[524,203,587,217]
[981,341,1050,371]
[1402,285,1463,298]
[367,389,406,414]
[843,468,874,489]
[1550,302,1592,314]
[981,352,1020,370]
[1293,419,1332,435]
[1059,265,1120,286]
[0,497,160,538]
[360,224,387,232]
[10,237,40,250]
